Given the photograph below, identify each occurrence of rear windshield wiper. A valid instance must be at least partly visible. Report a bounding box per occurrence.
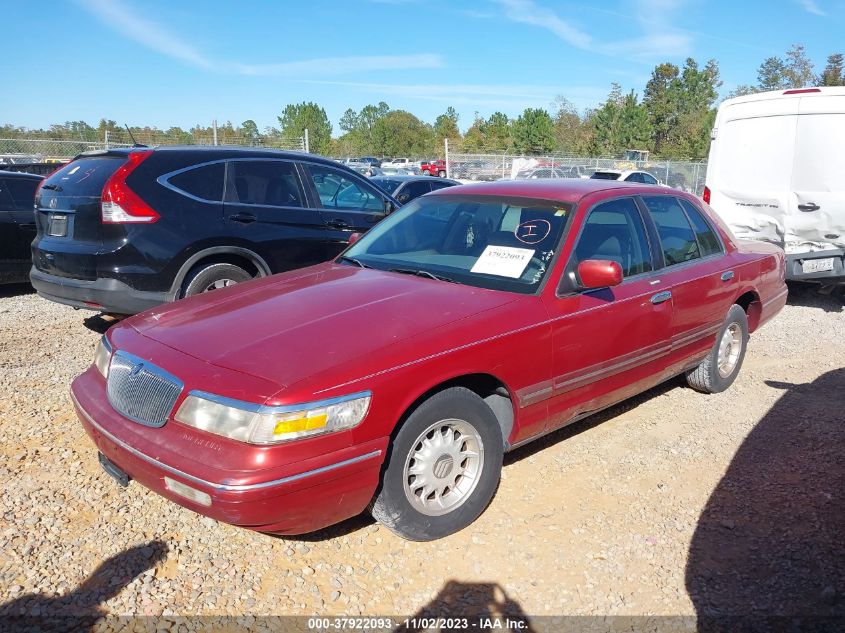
[40,184,62,192]
[389,268,458,283]
[338,256,371,269]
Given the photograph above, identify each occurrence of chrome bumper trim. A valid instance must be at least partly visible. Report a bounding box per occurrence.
[72,391,382,493]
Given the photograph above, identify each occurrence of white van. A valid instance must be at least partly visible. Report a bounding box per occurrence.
[704,87,845,283]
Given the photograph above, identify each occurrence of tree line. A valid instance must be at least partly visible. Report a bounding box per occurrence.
[3,45,842,160]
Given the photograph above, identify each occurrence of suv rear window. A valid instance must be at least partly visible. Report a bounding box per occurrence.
[41,156,125,197]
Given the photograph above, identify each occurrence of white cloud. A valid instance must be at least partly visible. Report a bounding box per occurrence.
[300,80,608,111]
[797,0,826,15]
[75,0,443,76]
[490,0,693,61]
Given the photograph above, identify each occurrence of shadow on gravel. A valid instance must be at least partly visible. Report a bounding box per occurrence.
[504,375,684,467]
[0,282,34,299]
[786,281,844,313]
[278,512,376,542]
[0,540,168,632]
[393,580,536,632]
[686,369,845,626]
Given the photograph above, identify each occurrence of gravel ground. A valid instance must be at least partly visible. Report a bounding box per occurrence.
[0,282,842,626]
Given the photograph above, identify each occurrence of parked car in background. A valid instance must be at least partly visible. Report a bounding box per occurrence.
[0,170,42,284]
[30,147,398,314]
[370,174,459,204]
[72,179,786,541]
[516,167,569,180]
[381,158,411,169]
[420,159,448,177]
[704,86,845,284]
[591,169,663,185]
[0,162,68,176]
[353,165,383,178]
[359,156,382,168]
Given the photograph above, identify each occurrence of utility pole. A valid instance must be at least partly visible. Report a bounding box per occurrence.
[304,128,310,154]
[444,138,450,179]
[212,119,218,146]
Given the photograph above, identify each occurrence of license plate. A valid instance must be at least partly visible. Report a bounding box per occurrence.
[802,257,835,273]
[47,214,68,237]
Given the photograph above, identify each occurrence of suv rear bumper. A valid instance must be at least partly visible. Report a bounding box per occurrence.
[30,266,167,314]
[786,249,845,283]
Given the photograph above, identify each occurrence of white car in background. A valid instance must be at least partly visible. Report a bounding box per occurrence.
[590,169,664,185]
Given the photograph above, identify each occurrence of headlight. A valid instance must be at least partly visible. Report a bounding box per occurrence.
[93,336,113,378]
[174,391,371,445]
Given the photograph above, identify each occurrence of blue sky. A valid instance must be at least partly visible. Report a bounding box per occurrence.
[2,0,842,134]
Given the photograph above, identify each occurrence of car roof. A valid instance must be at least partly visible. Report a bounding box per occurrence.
[372,175,436,182]
[429,178,669,204]
[0,170,44,180]
[79,145,338,165]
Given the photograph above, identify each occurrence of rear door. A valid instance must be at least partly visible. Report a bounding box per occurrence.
[300,162,388,241]
[33,154,127,280]
[639,194,736,373]
[223,159,329,272]
[790,95,845,265]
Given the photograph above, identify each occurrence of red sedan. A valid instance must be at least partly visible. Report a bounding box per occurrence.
[72,180,787,541]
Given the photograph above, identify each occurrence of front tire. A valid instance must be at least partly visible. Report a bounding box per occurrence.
[438,170,447,178]
[686,304,749,394]
[371,387,503,541]
[180,262,252,298]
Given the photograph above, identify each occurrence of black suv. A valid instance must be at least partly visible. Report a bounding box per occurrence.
[30,147,399,314]
[1,170,42,284]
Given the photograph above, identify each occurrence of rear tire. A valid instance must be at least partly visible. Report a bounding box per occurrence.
[438,170,446,178]
[180,262,252,298]
[371,387,503,541]
[686,304,749,394]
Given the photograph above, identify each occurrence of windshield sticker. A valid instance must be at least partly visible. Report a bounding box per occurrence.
[515,219,551,244]
[471,245,534,278]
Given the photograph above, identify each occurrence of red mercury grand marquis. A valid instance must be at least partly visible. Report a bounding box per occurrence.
[71,179,787,541]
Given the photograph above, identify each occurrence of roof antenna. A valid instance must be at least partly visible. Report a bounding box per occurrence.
[124,124,146,147]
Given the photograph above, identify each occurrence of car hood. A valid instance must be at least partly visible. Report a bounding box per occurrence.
[128,263,521,392]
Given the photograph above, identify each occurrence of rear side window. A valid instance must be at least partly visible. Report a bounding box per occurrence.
[574,197,652,278]
[641,196,700,265]
[640,173,658,185]
[679,198,722,257]
[228,160,304,208]
[41,156,124,197]
[625,172,643,183]
[1,178,39,210]
[168,163,224,202]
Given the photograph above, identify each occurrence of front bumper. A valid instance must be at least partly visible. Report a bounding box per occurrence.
[30,266,167,314]
[71,372,386,535]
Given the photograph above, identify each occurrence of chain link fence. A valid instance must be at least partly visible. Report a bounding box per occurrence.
[0,132,307,165]
[445,149,707,195]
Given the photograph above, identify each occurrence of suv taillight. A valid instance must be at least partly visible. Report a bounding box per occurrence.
[101,150,158,224]
[702,186,711,204]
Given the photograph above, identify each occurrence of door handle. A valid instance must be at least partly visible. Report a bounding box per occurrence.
[228,212,257,224]
[650,290,672,304]
[326,219,350,229]
[721,270,735,281]
[798,203,820,212]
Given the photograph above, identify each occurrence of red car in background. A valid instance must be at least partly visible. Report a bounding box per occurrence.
[72,180,787,541]
[420,159,448,177]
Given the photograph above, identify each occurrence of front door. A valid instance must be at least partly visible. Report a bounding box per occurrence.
[542,196,672,431]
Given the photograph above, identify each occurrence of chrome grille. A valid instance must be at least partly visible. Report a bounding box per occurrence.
[107,351,183,427]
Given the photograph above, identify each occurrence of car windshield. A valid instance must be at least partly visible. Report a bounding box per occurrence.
[370,177,403,194]
[590,172,620,180]
[342,195,572,294]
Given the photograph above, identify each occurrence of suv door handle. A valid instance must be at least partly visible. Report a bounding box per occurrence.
[228,212,257,224]
[798,203,820,212]
[650,290,672,304]
[326,219,350,229]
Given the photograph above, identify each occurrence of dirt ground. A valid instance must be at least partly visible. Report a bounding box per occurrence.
[0,282,842,627]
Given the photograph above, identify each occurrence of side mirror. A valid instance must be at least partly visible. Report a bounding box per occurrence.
[577,259,623,289]
[347,232,362,246]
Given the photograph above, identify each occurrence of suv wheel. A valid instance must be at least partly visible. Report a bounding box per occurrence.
[181,262,252,298]
[438,170,447,178]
